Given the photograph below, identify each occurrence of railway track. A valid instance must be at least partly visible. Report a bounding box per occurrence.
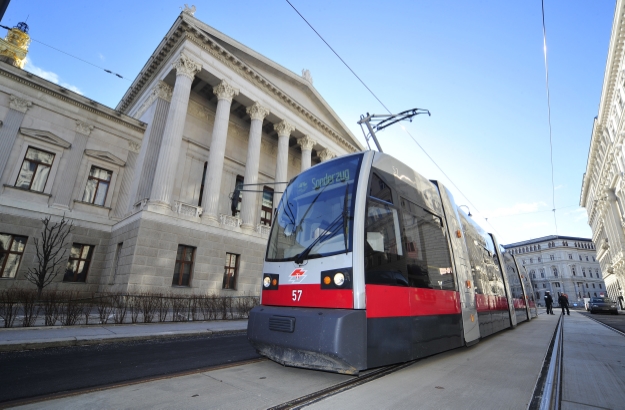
[268,360,418,410]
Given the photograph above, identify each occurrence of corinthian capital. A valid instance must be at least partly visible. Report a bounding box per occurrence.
[297,135,316,151]
[274,120,295,137]
[246,102,270,121]
[154,81,173,101]
[319,148,336,162]
[9,95,32,113]
[75,120,94,136]
[213,80,239,102]
[172,52,202,80]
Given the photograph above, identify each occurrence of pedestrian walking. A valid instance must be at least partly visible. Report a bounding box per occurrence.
[558,292,570,315]
[544,291,554,314]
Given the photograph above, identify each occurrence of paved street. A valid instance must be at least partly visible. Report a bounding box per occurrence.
[0,332,259,404]
[579,311,625,333]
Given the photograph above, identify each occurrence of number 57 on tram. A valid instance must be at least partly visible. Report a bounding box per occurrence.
[247,151,535,375]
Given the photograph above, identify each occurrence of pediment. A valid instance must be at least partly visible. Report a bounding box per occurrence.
[20,128,71,149]
[84,149,125,167]
[199,29,363,149]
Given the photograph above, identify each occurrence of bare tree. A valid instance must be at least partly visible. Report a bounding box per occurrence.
[25,215,73,298]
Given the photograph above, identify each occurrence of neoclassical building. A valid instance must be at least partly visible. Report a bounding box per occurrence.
[503,236,606,306]
[0,8,363,295]
[580,0,625,309]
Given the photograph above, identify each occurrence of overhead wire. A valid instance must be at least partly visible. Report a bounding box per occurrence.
[541,0,559,234]
[0,24,130,81]
[285,0,509,238]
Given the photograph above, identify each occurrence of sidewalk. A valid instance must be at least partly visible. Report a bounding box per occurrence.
[561,312,625,409]
[0,320,248,352]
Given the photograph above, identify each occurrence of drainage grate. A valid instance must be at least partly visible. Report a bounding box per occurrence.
[269,316,295,333]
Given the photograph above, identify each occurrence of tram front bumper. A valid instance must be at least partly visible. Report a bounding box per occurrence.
[247,305,367,375]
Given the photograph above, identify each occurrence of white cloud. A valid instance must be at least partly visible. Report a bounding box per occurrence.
[24,58,83,95]
[521,221,549,230]
[98,53,105,61]
[554,184,564,190]
[488,202,547,218]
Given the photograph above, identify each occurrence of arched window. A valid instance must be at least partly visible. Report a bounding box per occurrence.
[530,258,533,263]
[582,268,586,277]
[571,266,576,276]
[531,269,536,279]
[552,267,558,277]
[540,268,545,278]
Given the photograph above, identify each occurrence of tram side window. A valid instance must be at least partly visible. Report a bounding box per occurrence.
[401,199,454,290]
[364,200,407,286]
[369,173,393,203]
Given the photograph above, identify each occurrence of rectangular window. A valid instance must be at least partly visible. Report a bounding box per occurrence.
[550,255,554,261]
[172,245,195,287]
[82,166,113,206]
[538,257,541,262]
[15,147,55,192]
[223,252,239,290]
[568,254,572,260]
[0,234,28,278]
[232,175,244,217]
[260,186,274,226]
[63,244,94,282]
[592,283,596,288]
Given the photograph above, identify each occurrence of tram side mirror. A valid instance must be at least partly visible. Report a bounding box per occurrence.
[367,232,385,253]
[230,189,241,214]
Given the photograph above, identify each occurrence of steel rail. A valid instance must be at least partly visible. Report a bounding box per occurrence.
[268,360,418,410]
[539,315,563,410]
[0,357,266,409]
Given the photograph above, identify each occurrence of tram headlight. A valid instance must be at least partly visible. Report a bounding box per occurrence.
[263,277,271,288]
[334,273,345,287]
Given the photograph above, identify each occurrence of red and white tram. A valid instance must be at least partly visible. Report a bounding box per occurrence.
[247,151,535,374]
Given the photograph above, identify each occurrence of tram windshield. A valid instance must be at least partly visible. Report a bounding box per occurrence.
[266,154,363,262]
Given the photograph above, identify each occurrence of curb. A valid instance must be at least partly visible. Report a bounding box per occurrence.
[0,328,247,352]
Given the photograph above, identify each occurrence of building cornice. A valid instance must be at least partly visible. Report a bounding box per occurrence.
[582,0,625,206]
[116,14,360,153]
[0,63,146,134]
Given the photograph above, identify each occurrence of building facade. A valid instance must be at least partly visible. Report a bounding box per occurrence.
[580,0,625,309]
[503,236,607,307]
[0,7,363,296]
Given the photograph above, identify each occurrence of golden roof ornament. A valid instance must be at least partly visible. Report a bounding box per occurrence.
[0,22,31,69]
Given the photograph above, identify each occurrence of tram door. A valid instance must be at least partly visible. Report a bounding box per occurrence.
[434,182,480,345]
[491,236,517,328]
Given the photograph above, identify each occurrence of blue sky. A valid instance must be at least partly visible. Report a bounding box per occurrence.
[2,0,615,244]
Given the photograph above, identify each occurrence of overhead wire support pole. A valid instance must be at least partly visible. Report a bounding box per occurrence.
[358,108,431,152]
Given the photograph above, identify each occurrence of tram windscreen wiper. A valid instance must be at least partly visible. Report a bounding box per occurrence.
[294,213,344,265]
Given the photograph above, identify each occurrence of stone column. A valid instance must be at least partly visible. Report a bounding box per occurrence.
[201,80,239,221]
[297,136,315,172]
[128,81,172,212]
[319,148,335,162]
[150,53,201,210]
[0,95,31,180]
[606,189,625,246]
[273,120,294,208]
[240,102,270,230]
[52,121,93,208]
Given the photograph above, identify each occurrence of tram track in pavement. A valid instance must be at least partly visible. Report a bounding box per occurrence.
[0,357,266,409]
[268,360,419,410]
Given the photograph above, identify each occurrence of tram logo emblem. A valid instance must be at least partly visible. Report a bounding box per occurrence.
[289,268,307,283]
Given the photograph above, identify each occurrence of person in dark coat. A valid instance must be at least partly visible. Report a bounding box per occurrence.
[544,291,554,314]
[558,293,570,315]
